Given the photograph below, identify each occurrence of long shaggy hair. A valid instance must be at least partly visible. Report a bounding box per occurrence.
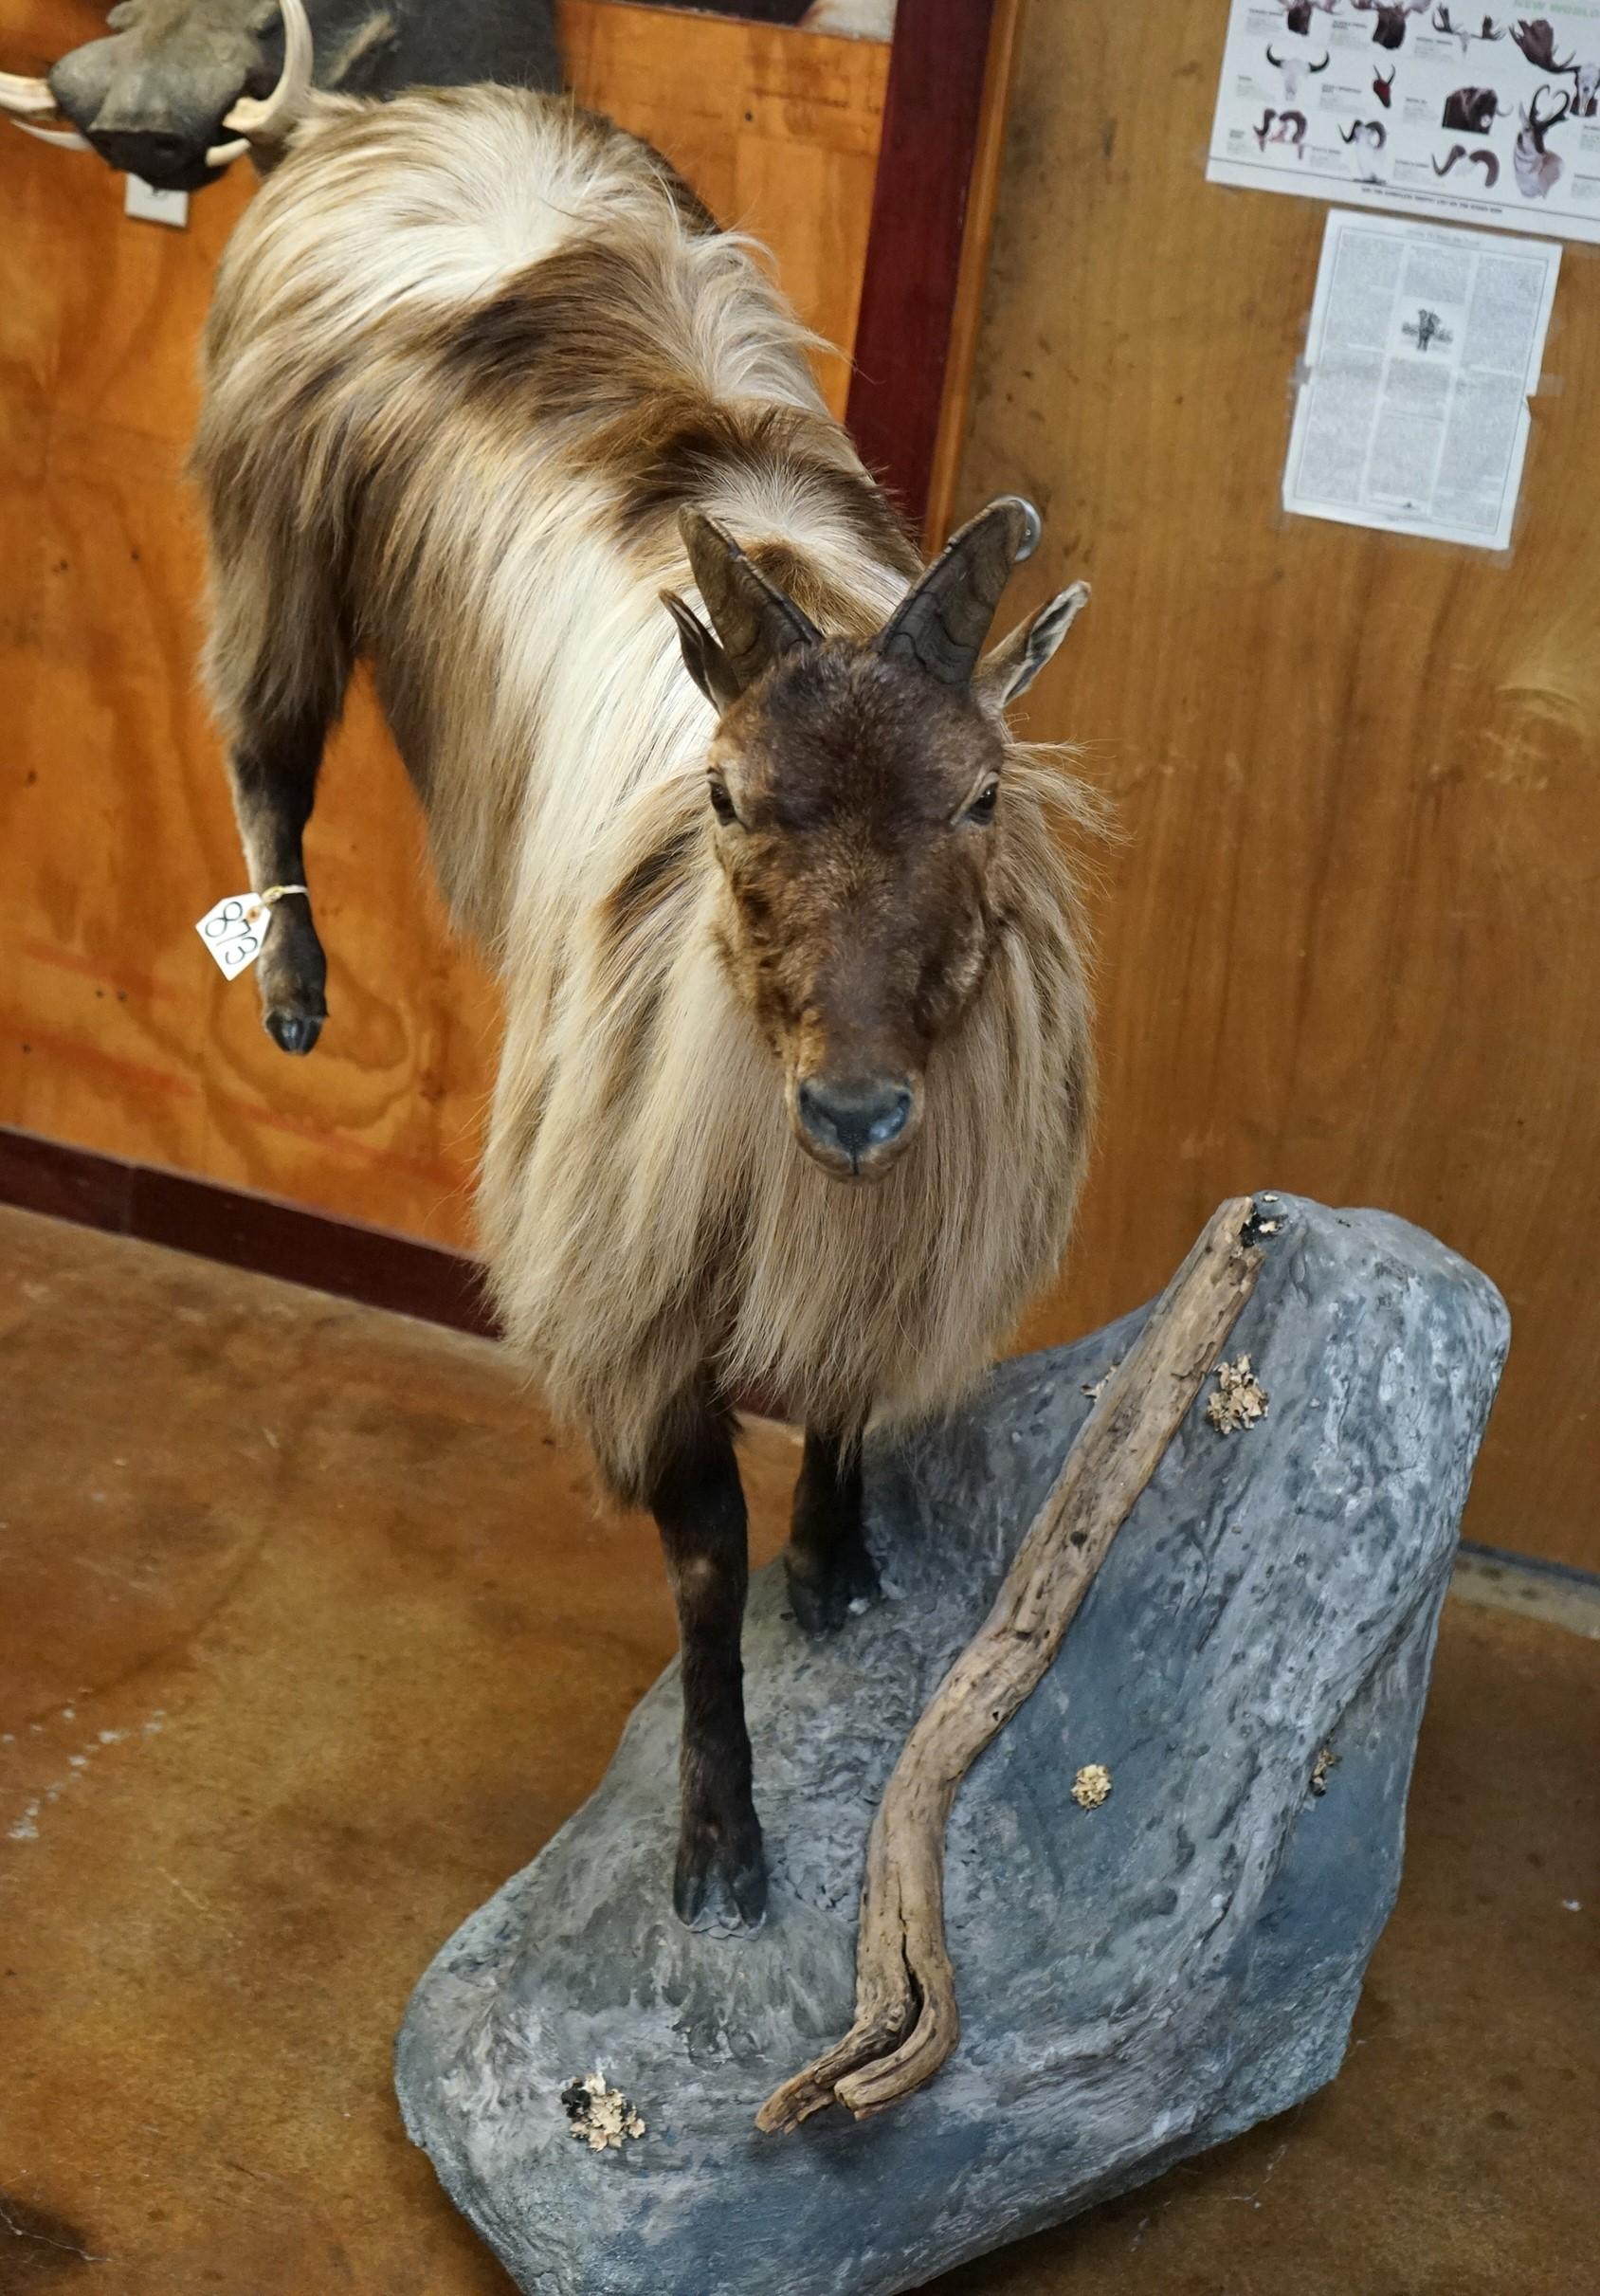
[194,85,1095,1501]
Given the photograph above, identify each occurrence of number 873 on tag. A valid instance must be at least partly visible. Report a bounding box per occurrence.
[194,892,273,977]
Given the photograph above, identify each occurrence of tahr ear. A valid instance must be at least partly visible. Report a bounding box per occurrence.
[973,581,1089,708]
[661,591,743,713]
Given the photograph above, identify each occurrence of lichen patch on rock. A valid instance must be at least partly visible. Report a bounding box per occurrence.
[1071,1763,1113,1810]
[560,2072,645,2153]
[1207,1354,1269,1434]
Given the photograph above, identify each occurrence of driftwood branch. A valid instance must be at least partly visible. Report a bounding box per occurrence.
[756,1194,1268,2133]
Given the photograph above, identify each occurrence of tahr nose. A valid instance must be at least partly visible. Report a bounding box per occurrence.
[798,1078,913,1163]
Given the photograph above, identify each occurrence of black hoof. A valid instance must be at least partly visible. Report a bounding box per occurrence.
[265,1009,325,1056]
[674,1826,768,1936]
[786,1540,882,1637]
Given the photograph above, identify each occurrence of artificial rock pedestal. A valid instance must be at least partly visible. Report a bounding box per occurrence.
[396,1195,1508,2296]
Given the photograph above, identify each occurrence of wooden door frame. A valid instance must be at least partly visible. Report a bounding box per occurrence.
[849,0,1020,539]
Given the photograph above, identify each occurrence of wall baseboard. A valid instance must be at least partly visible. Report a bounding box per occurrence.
[0,1124,499,1339]
[8,1124,1592,1597]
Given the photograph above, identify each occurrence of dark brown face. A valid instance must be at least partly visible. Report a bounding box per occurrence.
[706,645,1008,1181]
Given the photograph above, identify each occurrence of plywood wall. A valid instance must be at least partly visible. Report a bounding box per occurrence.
[952,0,1600,1570]
[0,0,887,1247]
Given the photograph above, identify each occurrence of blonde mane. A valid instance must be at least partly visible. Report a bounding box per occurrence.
[194,83,1095,1501]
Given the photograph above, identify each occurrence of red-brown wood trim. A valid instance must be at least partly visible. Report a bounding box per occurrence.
[846,0,999,535]
[0,1124,500,1339]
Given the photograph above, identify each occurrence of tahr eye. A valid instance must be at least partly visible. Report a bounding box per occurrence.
[966,781,1000,826]
[708,779,738,827]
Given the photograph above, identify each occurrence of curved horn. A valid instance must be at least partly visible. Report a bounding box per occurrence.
[206,0,313,166]
[9,116,91,148]
[1266,44,1286,63]
[680,509,821,696]
[878,496,1042,691]
[1311,50,1332,68]
[0,68,59,117]
[0,67,89,147]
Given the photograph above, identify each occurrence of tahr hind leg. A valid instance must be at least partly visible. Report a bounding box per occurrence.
[786,1426,882,1637]
[226,690,332,1055]
[200,502,349,1056]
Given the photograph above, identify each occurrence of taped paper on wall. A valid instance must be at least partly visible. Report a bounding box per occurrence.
[1209,1,1600,246]
[1283,210,1558,549]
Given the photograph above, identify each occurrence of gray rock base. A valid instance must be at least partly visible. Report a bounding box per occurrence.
[396,1196,1509,2296]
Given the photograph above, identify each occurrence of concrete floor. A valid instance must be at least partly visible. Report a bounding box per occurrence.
[1,1206,1595,2296]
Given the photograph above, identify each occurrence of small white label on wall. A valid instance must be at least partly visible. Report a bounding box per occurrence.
[1284,210,1559,551]
[124,174,189,228]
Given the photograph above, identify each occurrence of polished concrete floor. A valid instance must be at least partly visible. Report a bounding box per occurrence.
[1,1207,1595,2296]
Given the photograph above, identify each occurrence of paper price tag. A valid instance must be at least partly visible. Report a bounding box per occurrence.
[194,885,305,978]
[195,893,273,977]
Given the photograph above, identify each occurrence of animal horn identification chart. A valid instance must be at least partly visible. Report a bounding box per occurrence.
[1209,1,1600,243]
[1282,210,1558,547]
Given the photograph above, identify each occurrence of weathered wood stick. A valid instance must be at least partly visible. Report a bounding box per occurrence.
[756,1194,1268,2133]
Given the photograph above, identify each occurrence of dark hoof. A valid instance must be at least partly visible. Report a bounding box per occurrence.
[785,1540,882,1638]
[674,1826,768,1936]
[265,1010,325,1056]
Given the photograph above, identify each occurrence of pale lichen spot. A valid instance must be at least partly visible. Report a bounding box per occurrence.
[1206,1355,1268,1435]
[1072,1762,1112,1810]
[560,2071,645,2153]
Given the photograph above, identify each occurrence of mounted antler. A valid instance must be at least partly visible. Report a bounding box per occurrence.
[1374,64,1397,101]
[1525,82,1572,139]
[1511,18,1577,72]
[1351,1,1429,49]
[1432,5,1503,40]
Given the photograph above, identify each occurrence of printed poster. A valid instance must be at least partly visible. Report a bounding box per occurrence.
[1283,209,1559,546]
[1209,2,1600,242]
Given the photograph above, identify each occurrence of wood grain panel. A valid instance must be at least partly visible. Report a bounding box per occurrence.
[0,2,887,1251]
[953,1,1600,1569]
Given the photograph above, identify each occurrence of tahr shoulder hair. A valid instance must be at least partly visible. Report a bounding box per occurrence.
[193,81,1097,1502]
